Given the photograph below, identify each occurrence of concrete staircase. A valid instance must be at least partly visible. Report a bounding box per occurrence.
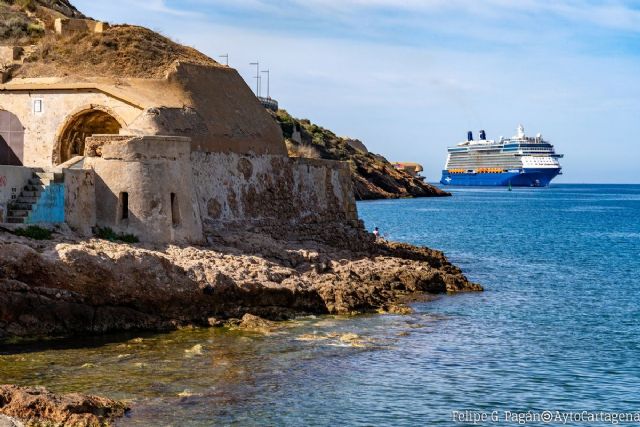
[6,171,60,224]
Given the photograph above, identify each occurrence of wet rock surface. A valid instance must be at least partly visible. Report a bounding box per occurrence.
[0,385,127,427]
[0,228,481,341]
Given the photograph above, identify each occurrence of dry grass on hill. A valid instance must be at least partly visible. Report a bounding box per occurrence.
[15,24,221,79]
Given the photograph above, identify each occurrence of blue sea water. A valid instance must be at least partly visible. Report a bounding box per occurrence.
[2,184,639,426]
[355,184,640,425]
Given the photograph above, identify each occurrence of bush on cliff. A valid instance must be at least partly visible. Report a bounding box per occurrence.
[12,225,52,240]
[271,109,451,200]
[94,226,139,244]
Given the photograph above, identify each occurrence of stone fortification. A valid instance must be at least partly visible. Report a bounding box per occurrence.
[54,18,109,35]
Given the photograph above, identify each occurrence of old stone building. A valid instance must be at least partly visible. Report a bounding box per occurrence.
[0,18,359,244]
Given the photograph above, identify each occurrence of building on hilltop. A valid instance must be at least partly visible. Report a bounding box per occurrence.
[392,162,425,180]
[0,19,363,246]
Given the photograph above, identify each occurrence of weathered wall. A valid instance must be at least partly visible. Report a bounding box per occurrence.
[54,18,109,35]
[0,90,141,167]
[0,165,32,223]
[64,168,96,235]
[192,152,359,235]
[84,135,203,244]
[124,63,286,156]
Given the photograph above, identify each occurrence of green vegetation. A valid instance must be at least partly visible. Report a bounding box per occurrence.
[94,226,139,244]
[13,225,52,240]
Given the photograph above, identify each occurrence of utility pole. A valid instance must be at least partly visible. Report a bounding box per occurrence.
[261,69,270,99]
[219,54,229,66]
[249,61,260,97]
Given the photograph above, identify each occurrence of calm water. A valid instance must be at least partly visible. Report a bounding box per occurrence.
[1,184,639,426]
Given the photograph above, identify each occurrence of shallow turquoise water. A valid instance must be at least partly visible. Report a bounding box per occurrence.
[1,184,639,426]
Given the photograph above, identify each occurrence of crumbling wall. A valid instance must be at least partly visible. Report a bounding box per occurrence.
[54,18,109,35]
[64,168,95,235]
[191,152,367,247]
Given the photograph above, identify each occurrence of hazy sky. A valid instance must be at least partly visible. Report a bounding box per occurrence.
[74,0,640,183]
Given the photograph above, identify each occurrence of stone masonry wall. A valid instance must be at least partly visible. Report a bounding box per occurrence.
[191,152,369,248]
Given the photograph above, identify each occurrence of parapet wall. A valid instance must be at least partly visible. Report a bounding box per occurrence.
[54,18,109,35]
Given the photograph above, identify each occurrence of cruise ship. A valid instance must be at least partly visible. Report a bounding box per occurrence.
[440,125,563,187]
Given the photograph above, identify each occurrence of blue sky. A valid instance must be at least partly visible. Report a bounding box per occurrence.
[74,0,640,183]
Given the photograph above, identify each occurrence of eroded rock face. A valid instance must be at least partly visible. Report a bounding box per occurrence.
[0,385,127,427]
[0,229,481,340]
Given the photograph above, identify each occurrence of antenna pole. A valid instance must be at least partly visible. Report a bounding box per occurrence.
[261,69,270,98]
[219,54,229,66]
[249,61,260,96]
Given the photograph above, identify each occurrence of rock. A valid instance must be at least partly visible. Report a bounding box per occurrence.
[272,109,451,200]
[0,228,481,340]
[0,385,128,427]
[235,314,279,334]
[0,415,24,427]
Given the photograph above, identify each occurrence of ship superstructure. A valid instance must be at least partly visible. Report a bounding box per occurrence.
[440,125,563,187]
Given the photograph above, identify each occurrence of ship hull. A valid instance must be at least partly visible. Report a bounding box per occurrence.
[440,168,560,187]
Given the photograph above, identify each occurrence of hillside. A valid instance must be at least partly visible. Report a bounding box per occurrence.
[0,0,220,78]
[0,0,82,45]
[272,110,450,200]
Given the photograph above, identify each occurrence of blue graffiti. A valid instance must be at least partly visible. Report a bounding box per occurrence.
[26,183,65,224]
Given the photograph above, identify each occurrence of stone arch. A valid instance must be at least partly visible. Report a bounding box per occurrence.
[0,109,25,166]
[54,106,123,165]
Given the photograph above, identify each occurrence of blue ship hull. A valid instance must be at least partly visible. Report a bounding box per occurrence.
[440,168,560,187]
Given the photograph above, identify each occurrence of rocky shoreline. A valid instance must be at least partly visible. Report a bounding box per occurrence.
[0,227,481,341]
[0,385,128,427]
[0,227,481,425]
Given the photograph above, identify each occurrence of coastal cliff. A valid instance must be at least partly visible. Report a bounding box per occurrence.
[272,110,450,200]
[0,228,481,340]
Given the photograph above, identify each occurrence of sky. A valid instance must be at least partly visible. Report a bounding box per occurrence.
[73,0,640,183]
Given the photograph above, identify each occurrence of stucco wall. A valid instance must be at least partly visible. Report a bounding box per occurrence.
[84,135,203,244]
[64,168,96,235]
[192,152,358,232]
[0,165,32,223]
[0,90,141,167]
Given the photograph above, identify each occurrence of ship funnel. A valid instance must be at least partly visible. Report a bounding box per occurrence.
[467,131,473,141]
[479,130,486,140]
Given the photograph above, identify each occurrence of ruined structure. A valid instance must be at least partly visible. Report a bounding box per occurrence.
[0,18,359,244]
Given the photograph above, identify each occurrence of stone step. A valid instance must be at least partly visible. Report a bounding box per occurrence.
[6,217,25,224]
[28,178,49,186]
[9,202,33,210]
[21,190,41,198]
[34,171,63,183]
[25,184,45,192]
[34,172,55,180]
[8,210,30,218]
[15,196,39,204]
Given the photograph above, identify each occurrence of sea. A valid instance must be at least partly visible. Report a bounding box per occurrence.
[1,184,639,426]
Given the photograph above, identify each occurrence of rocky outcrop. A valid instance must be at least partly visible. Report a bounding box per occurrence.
[0,385,127,427]
[0,228,481,340]
[272,110,451,200]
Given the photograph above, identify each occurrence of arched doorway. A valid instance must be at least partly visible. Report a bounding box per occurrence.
[56,109,122,164]
[0,110,25,166]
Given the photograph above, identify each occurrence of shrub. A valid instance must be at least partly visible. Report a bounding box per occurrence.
[13,225,52,240]
[94,226,139,244]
